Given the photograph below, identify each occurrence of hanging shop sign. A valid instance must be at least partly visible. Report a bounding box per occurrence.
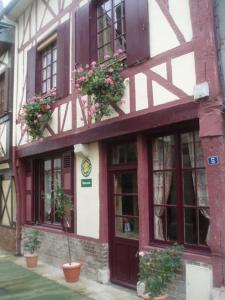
[208,156,219,166]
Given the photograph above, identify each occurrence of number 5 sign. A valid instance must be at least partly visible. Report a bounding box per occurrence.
[208,156,219,166]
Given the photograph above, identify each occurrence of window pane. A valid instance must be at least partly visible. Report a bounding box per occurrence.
[114,173,137,194]
[153,172,164,205]
[115,216,139,240]
[42,69,47,81]
[98,27,112,47]
[44,160,52,222]
[164,135,175,169]
[53,62,57,74]
[194,132,204,167]
[42,55,47,68]
[185,208,197,244]
[154,206,165,241]
[52,75,57,88]
[115,20,122,36]
[114,3,122,23]
[46,53,51,65]
[153,138,164,170]
[115,195,138,216]
[47,66,51,78]
[112,142,137,165]
[115,37,123,50]
[199,208,210,245]
[167,206,177,241]
[196,169,208,206]
[182,132,194,168]
[47,79,51,91]
[183,170,196,205]
[53,48,57,61]
[104,0,111,12]
[42,82,46,94]
[166,171,176,205]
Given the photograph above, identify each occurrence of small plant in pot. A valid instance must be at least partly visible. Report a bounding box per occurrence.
[55,186,81,283]
[139,244,183,300]
[23,230,43,268]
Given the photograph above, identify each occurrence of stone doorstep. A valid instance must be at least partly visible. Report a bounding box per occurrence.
[3,252,139,300]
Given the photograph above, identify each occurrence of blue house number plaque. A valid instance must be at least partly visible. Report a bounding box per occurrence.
[208,156,219,166]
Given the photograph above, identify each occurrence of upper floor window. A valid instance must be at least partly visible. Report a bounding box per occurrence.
[41,41,57,94]
[151,131,210,249]
[97,0,126,61]
[75,0,149,67]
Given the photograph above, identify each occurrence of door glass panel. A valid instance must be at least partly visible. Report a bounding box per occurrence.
[114,172,138,240]
[185,208,197,244]
[44,160,52,222]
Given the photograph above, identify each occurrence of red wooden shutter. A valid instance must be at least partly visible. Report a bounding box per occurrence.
[62,151,74,232]
[125,0,150,66]
[26,47,37,102]
[57,20,70,98]
[24,160,34,224]
[75,3,91,67]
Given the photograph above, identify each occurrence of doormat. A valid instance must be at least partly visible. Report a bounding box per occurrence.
[0,261,92,300]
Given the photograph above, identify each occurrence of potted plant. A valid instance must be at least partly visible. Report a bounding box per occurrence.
[55,186,81,283]
[23,230,43,268]
[138,244,183,300]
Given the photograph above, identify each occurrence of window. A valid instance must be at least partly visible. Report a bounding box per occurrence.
[41,42,57,94]
[75,0,149,67]
[30,151,74,229]
[0,73,5,115]
[43,157,61,224]
[97,0,126,61]
[151,131,210,248]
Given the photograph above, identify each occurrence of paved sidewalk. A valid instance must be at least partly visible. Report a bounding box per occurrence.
[0,249,139,300]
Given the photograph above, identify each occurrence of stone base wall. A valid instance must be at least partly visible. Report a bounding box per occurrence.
[22,227,109,280]
[0,226,16,253]
[167,273,185,300]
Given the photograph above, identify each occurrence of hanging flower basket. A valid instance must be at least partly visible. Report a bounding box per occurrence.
[19,88,56,141]
[73,49,126,121]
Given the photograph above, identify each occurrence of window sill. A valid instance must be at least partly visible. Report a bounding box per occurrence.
[24,223,64,235]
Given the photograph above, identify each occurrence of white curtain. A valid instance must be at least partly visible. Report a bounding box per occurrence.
[153,136,173,240]
[187,133,210,244]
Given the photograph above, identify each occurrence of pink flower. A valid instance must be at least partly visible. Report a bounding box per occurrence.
[104,78,114,85]
[88,70,93,77]
[77,88,82,93]
[37,114,42,119]
[78,76,86,82]
[95,102,100,108]
[39,138,44,142]
[75,83,80,88]
[85,64,89,69]
[120,98,126,104]
[139,251,145,257]
[104,54,111,60]
[116,48,124,54]
[100,63,105,69]
[91,61,97,66]
[78,67,84,73]
[108,67,114,73]
[34,120,38,124]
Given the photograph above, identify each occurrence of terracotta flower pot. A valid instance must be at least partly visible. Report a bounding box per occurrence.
[25,255,38,268]
[142,294,168,300]
[63,262,81,283]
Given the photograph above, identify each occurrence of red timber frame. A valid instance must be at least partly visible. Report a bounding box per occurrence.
[15,0,225,288]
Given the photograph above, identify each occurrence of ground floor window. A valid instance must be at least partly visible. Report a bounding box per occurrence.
[151,131,210,248]
[32,151,73,229]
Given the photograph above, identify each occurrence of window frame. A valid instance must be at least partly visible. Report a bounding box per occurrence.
[96,0,126,61]
[149,130,210,251]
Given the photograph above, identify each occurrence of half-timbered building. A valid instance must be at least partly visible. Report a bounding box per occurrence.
[1,0,225,298]
[0,7,16,252]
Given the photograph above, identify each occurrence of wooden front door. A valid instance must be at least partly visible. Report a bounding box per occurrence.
[108,142,139,288]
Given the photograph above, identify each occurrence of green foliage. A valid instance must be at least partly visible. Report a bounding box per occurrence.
[55,185,73,221]
[139,244,183,298]
[20,91,55,141]
[74,52,126,120]
[23,230,43,254]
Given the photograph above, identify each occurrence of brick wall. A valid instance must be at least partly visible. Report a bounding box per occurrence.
[0,227,16,253]
[22,227,109,280]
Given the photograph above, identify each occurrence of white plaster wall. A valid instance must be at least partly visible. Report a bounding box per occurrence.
[172,52,196,96]
[149,0,193,57]
[153,81,178,106]
[48,107,58,134]
[135,73,148,111]
[151,63,167,79]
[76,143,100,239]
[119,78,130,114]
